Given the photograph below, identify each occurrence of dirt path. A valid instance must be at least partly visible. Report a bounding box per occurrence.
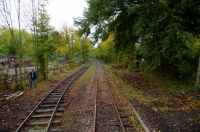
[112,66,200,131]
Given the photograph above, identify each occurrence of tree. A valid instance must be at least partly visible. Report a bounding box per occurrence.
[80,37,93,62]
[95,34,116,62]
[76,0,200,86]
[28,0,40,73]
[0,27,33,56]
[37,0,53,80]
[196,56,200,89]
[0,0,25,89]
[0,26,12,55]
[59,24,70,56]
[74,0,137,67]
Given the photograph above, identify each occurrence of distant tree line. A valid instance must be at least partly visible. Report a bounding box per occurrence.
[75,0,200,88]
[0,0,92,90]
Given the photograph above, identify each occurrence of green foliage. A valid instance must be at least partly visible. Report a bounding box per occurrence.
[0,27,17,55]
[80,37,92,61]
[0,27,33,57]
[36,0,52,80]
[76,0,200,85]
[58,26,92,67]
[0,29,9,54]
[0,0,93,91]
[0,75,6,91]
[74,0,118,41]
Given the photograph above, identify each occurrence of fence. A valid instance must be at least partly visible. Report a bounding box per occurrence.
[0,65,66,91]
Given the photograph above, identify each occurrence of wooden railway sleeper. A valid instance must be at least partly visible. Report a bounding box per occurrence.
[39,104,57,108]
[21,113,62,119]
[26,120,60,126]
[42,100,65,104]
[16,120,60,127]
[22,128,59,132]
[27,108,64,113]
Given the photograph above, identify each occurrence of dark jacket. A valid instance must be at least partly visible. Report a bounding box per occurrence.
[30,71,37,80]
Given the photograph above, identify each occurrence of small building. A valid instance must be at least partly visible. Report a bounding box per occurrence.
[0,56,18,66]
[59,58,70,65]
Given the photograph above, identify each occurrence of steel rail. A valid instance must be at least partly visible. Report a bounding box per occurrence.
[101,63,126,132]
[92,61,98,132]
[16,77,66,132]
[104,66,150,132]
[16,64,90,132]
[46,65,90,132]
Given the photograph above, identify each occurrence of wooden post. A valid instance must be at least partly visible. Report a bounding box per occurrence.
[195,56,200,89]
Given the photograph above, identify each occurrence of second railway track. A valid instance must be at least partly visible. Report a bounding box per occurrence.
[95,62,126,131]
[83,61,144,132]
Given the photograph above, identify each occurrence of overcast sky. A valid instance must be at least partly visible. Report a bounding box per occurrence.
[47,0,88,31]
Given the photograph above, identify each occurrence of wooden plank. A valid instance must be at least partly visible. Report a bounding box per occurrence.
[34,108,64,113]
[42,100,66,104]
[21,114,62,119]
[39,104,56,108]
[27,120,60,126]
[25,129,58,132]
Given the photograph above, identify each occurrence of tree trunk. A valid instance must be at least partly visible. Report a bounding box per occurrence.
[46,54,48,79]
[195,56,200,89]
[18,1,23,90]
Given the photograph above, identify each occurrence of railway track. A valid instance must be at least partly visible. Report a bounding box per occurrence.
[15,63,91,132]
[95,62,126,131]
[84,62,144,132]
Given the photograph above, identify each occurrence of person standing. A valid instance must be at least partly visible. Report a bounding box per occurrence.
[30,69,37,88]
